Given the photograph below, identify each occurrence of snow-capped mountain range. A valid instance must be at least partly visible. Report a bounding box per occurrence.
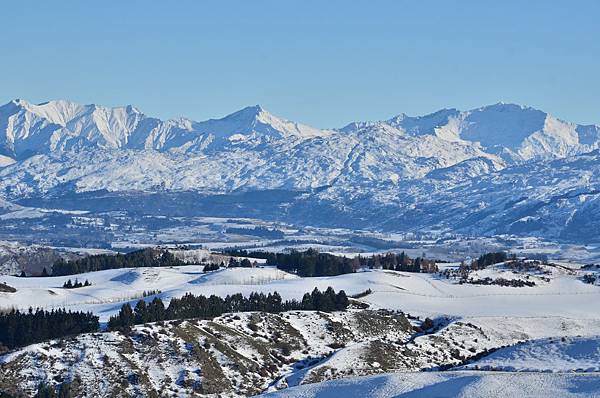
[1,98,599,241]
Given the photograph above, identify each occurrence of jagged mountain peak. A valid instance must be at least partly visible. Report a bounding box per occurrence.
[339,102,600,161]
[387,108,461,136]
[197,104,330,140]
[221,104,265,120]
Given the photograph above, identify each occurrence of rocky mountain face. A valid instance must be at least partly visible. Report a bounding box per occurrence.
[0,99,599,241]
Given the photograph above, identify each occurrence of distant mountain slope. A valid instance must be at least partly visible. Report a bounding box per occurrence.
[1,99,600,241]
[368,150,600,239]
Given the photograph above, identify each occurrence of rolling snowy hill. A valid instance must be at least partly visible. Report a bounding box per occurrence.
[3,260,600,396]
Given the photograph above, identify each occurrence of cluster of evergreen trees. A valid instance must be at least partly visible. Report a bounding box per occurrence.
[108,287,348,330]
[228,257,254,268]
[0,286,348,351]
[356,252,437,273]
[203,263,222,272]
[0,308,99,351]
[62,279,91,289]
[223,249,437,276]
[471,252,508,270]
[222,248,270,259]
[51,248,184,276]
[264,249,357,277]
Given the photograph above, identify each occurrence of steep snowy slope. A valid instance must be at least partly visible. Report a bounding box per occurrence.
[373,150,600,238]
[0,99,147,158]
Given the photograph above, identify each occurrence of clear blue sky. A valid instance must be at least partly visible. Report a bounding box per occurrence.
[1,1,599,127]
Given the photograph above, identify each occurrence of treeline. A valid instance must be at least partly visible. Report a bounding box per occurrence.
[0,308,99,351]
[108,287,348,330]
[0,288,348,351]
[357,252,438,273]
[222,249,271,260]
[265,249,357,277]
[51,248,184,276]
[203,257,254,272]
[204,263,221,272]
[223,249,437,276]
[463,277,536,287]
[228,257,254,268]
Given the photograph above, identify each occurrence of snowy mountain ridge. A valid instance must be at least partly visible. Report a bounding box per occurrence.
[1,99,600,241]
[1,99,598,162]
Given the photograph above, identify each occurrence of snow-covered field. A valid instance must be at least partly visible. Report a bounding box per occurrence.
[259,371,600,398]
[460,336,600,372]
[2,262,599,323]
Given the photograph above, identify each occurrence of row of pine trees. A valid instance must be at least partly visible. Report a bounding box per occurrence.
[108,287,349,330]
[266,249,357,276]
[1,287,349,351]
[0,308,99,351]
[62,279,91,289]
[47,247,439,278]
[51,248,183,276]
[357,252,438,273]
[224,249,439,276]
